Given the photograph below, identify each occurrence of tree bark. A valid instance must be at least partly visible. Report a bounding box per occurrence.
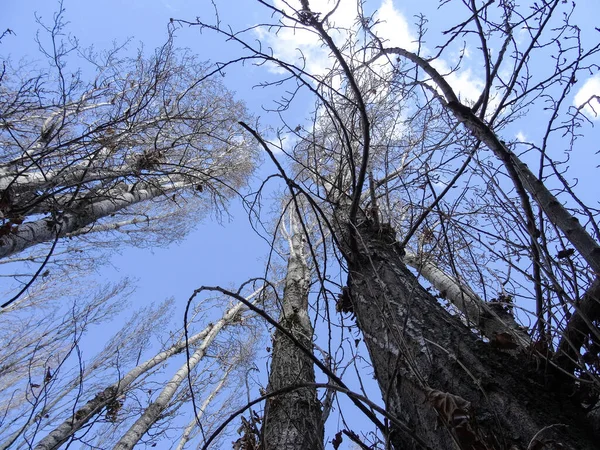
[0,180,188,260]
[336,213,596,450]
[261,229,324,450]
[404,251,529,347]
[554,279,600,374]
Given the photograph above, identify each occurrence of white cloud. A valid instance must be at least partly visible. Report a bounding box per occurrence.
[574,75,600,120]
[372,0,415,51]
[515,131,526,142]
[253,0,358,76]
[428,58,485,105]
[254,1,486,110]
[255,0,415,77]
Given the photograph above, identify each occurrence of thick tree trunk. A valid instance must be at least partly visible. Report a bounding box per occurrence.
[261,230,324,450]
[336,214,596,450]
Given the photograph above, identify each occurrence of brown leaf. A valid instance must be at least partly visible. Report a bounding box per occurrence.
[491,332,519,350]
[425,388,471,427]
[332,431,343,449]
[44,367,52,383]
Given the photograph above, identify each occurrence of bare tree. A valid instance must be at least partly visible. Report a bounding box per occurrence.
[181,0,600,448]
[0,7,256,308]
[261,208,324,450]
[25,288,263,450]
[0,279,136,449]
[5,1,600,449]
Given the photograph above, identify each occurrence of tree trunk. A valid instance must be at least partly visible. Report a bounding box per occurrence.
[175,365,232,450]
[554,279,600,374]
[34,292,257,450]
[0,179,188,260]
[336,214,596,450]
[403,251,529,347]
[261,229,324,450]
[113,295,255,450]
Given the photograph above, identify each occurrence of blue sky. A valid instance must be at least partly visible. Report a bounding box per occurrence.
[1,0,280,298]
[2,0,600,448]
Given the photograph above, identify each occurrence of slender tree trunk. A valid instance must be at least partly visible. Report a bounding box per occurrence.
[261,228,324,450]
[0,179,189,260]
[33,292,257,450]
[113,294,257,450]
[404,251,529,347]
[336,213,596,450]
[175,365,232,450]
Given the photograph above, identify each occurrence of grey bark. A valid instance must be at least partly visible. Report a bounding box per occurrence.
[336,212,596,450]
[261,229,324,450]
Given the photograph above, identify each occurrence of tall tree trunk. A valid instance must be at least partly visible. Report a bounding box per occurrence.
[261,228,324,450]
[336,213,596,450]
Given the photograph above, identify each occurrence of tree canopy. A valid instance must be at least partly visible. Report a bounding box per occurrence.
[2,1,600,449]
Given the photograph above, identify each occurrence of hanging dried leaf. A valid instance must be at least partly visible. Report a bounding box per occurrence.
[425,388,471,428]
[491,332,519,350]
[332,431,343,449]
[425,388,491,450]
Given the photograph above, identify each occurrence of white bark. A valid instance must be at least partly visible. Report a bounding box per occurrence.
[33,288,260,450]
[175,365,232,450]
[112,291,261,450]
[404,251,530,346]
[0,179,189,260]
[0,148,119,193]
